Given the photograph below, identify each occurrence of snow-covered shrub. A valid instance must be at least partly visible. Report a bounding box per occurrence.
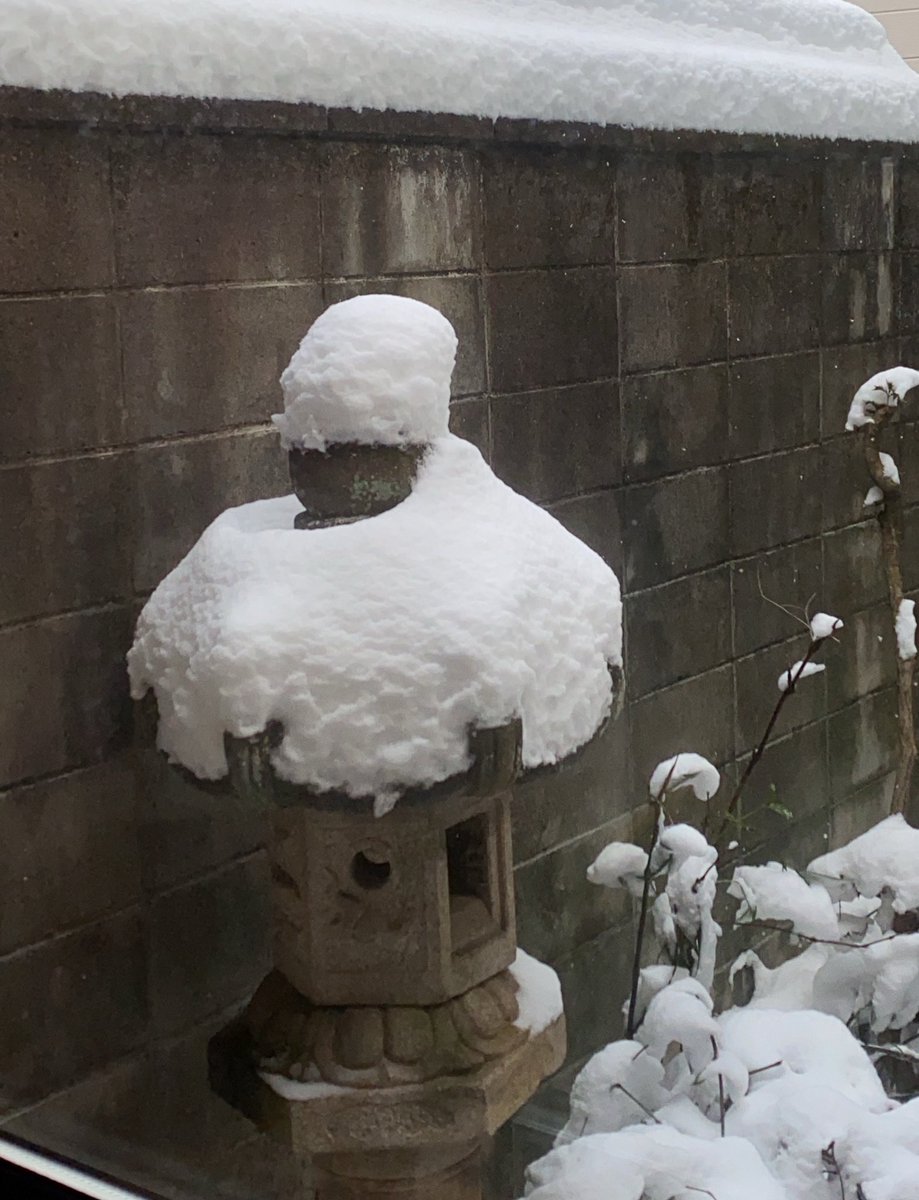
[521,363,919,1200]
[523,755,919,1199]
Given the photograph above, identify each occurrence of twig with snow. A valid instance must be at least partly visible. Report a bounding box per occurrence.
[627,759,676,1037]
[711,635,834,848]
[848,368,919,813]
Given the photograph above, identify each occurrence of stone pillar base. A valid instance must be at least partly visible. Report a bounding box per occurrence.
[314,1144,481,1200]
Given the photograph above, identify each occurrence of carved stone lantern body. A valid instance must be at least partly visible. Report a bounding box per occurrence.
[271,760,516,1010]
[130,295,625,1199]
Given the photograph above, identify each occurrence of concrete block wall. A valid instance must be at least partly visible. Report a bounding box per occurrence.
[0,87,917,1197]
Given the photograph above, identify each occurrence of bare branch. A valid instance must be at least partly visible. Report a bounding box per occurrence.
[608,1082,662,1125]
[756,567,811,632]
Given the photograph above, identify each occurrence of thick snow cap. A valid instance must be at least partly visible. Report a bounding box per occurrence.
[273,295,456,451]
[129,298,623,806]
[5,1,919,143]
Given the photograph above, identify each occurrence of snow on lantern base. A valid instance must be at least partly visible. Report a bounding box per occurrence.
[131,295,621,1198]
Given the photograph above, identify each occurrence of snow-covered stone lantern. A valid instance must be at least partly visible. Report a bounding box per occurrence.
[129,295,623,1199]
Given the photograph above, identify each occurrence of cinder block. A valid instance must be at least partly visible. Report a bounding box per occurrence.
[625,566,732,698]
[322,143,480,277]
[728,256,820,358]
[149,854,271,1038]
[490,381,620,502]
[0,296,123,460]
[484,147,613,269]
[0,453,132,625]
[486,267,617,392]
[112,134,321,286]
[0,758,142,956]
[0,607,132,788]
[620,467,729,591]
[617,154,728,263]
[619,262,726,373]
[622,363,728,482]
[121,284,323,441]
[728,352,820,458]
[0,911,147,1113]
[0,129,113,293]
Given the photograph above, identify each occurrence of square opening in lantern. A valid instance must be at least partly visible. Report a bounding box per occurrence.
[446,812,500,954]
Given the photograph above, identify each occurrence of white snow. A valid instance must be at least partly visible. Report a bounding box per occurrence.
[259,1073,356,1101]
[5,1,919,143]
[510,949,564,1036]
[637,979,719,1071]
[534,810,919,1200]
[896,598,917,661]
[879,451,901,487]
[655,823,712,864]
[132,295,620,801]
[130,433,622,799]
[812,934,919,1033]
[729,944,836,1011]
[556,1040,668,1142]
[718,1006,890,1111]
[273,296,455,452]
[809,612,843,641]
[777,659,825,692]
[730,863,840,941]
[526,1125,784,1200]
[586,842,647,894]
[864,484,885,508]
[809,813,919,913]
[648,754,720,802]
[846,367,919,430]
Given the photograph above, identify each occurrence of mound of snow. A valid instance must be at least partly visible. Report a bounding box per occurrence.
[809,814,919,912]
[510,950,564,1036]
[4,0,919,142]
[846,367,919,430]
[649,754,720,801]
[556,1040,668,1142]
[812,934,919,1033]
[273,296,455,452]
[129,435,621,801]
[730,862,840,940]
[718,1006,890,1110]
[525,1125,783,1200]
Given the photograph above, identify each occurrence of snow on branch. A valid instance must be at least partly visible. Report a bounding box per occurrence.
[777,660,825,692]
[845,367,919,430]
[649,754,720,802]
[809,612,843,641]
[728,863,840,941]
[896,598,917,662]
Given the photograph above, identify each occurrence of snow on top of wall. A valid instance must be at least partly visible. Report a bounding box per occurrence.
[128,434,622,804]
[4,0,919,142]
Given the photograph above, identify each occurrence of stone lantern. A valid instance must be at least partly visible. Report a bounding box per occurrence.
[129,295,623,1200]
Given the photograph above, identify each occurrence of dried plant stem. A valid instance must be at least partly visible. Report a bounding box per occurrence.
[626,798,663,1038]
[609,1082,662,1125]
[711,1035,726,1136]
[711,642,827,848]
[626,760,678,1037]
[863,417,917,815]
[727,918,897,950]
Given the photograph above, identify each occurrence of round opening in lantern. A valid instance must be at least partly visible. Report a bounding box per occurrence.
[351,850,392,890]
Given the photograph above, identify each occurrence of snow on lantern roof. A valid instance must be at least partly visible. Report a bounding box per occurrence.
[4,0,919,143]
[274,296,456,453]
[128,298,622,807]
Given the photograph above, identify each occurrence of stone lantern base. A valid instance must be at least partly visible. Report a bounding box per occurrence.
[209,1010,565,1200]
